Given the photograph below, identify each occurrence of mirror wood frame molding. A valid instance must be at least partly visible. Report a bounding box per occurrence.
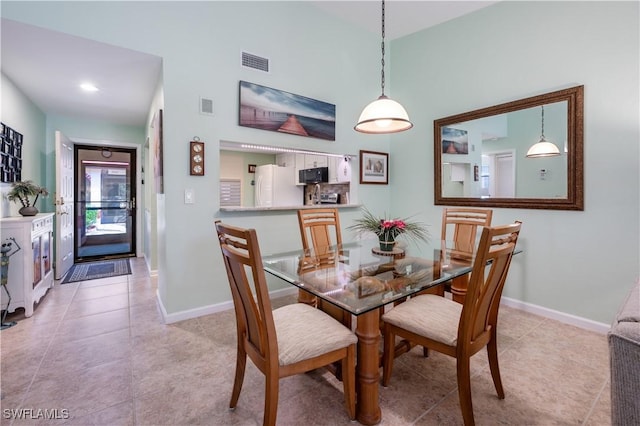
[434,85,584,210]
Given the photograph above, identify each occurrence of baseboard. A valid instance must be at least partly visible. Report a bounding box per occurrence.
[501,296,610,335]
[155,289,609,333]
[157,286,298,324]
[142,254,158,277]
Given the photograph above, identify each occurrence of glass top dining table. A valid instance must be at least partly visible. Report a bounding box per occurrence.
[263,237,521,425]
[262,238,478,316]
[262,238,483,425]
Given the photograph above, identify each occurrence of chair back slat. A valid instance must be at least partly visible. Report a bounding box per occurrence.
[298,208,342,258]
[216,221,277,360]
[441,208,493,250]
[459,222,521,346]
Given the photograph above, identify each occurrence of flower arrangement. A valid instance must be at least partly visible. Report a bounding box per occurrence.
[347,207,430,249]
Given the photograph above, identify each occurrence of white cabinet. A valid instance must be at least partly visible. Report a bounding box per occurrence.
[303,154,328,169]
[275,153,295,168]
[279,153,351,185]
[277,153,309,185]
[328,157,352,183]
[0,213,54,317]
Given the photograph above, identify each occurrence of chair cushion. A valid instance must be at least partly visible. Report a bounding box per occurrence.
[273,303,357,366]
[382,294,462,346]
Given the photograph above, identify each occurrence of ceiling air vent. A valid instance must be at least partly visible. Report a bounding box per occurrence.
[241,51,269,73]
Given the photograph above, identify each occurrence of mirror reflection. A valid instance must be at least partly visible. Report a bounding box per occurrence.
[434,86,583,210]
[442,101,567,199]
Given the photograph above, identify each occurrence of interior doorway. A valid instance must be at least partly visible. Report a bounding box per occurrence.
[481,150,515,198]
[74,145,137,263]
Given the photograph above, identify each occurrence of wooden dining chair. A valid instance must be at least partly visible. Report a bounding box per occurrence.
[381,222,521,426]
[297,208,343,260]
[441,207,493,302]
[297,208,351,328]
[215,221,357,426]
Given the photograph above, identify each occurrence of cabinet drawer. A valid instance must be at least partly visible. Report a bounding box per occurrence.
[31,216,53,235]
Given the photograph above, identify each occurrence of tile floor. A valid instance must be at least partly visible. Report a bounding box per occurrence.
[1,257,611,425]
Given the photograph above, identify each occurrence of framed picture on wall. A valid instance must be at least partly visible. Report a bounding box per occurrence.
[359,150,388,185]
[239,81,336,141]
[153,109,164,194]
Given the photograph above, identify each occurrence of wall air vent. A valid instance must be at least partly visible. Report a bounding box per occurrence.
[200,97,214,116]
[241,51,270,73]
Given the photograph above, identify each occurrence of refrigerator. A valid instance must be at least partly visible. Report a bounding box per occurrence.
[254,164,303,207]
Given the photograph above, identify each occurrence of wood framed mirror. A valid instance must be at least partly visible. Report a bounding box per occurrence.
[434,85,583,210]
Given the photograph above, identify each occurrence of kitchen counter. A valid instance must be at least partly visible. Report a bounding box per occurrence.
[219,204,362,212]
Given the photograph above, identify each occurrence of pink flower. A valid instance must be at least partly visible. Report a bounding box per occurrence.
[381,220,394,229]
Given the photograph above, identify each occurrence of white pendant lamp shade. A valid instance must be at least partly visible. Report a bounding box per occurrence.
[526,105,560,158]
[354,0,412,134]
[355,95,413,134]
[526,138,561,158]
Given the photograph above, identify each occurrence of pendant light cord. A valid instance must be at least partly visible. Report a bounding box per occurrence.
[353,0,412,134]
[540,105,545,138]
[380,0,386,97]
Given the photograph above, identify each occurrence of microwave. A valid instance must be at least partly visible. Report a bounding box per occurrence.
[299,167,329,184]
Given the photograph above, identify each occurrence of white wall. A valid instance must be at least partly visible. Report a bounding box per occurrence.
[389,1,639,324]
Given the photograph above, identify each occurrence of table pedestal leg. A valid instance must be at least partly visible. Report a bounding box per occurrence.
[297,289,317,306]
[356,310,382,425]
[451,274,469,304]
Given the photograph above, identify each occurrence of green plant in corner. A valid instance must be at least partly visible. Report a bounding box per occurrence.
[7,180,49,216]
[347,207,430,247]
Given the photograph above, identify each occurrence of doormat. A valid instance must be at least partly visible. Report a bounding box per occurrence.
[62,259,131,284]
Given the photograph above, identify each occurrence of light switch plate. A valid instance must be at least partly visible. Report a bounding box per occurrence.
[184,189,195,204]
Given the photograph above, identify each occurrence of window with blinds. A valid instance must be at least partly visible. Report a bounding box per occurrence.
[220,179,241,206]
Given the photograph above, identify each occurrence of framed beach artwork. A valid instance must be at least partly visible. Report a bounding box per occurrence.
[442,127,469,155]
[239,81,336,141]
[360,150,388,185]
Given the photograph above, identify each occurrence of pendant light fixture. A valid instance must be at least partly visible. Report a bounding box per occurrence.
[354,0,413,134]
[526,105,560,158]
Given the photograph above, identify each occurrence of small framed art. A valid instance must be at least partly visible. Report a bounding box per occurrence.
[359,150,388,185]
[189,140,205,176]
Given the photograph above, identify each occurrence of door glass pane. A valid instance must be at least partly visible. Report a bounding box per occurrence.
[33,236,41,287]
[75,146,136,260]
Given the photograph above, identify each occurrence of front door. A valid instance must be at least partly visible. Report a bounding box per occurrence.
[75,145,137,262]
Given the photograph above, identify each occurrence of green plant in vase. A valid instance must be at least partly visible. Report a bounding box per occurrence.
[7,180,49,216]
[347,207,430,251]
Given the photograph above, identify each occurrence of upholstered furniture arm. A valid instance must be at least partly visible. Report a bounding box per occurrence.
[608,281,640,426]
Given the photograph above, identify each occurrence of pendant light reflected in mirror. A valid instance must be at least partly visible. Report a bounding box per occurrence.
[354,0,413,134]
[526,105,560,158]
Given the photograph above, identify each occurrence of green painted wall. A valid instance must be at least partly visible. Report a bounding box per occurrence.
[0,73,46,217]
[2,1,391,316]
[389,1,639,323]
[3,1,639,324]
